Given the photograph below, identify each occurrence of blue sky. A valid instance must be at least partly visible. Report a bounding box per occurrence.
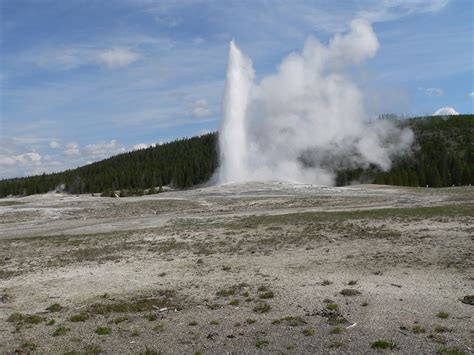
[0,0,473,178]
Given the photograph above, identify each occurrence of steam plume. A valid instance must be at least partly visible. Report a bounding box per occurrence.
[218,20,413,185]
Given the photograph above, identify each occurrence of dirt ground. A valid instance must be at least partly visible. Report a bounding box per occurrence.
[0,182,473,354]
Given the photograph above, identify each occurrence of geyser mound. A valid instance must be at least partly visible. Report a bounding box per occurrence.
[218,20,413,185]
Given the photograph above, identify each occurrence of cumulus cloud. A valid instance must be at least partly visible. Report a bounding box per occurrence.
[192,99,212,118]
[433,106,459,116]
[83,139,126,159]
[133,143,156,150]
[469,92,474,98]
[97,48,139,69]
[424,87,443,97]
[49,141,60,149]
[63,142,80,156]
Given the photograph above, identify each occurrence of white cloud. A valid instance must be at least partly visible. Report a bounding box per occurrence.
[133,143,156,150]
[469,92,474,98]
[83,139,126,159]
[192,99,212,118]
[424,87,443,97]
[63,142,80,156]
[49,141,60,149]
[0,152,42,167]
[433,106,459,116]
[97,48,139,69]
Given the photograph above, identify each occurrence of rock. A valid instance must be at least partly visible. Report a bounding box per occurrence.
[460,295,474,305]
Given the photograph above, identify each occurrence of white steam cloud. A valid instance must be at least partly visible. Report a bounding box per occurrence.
[218,20,413,185]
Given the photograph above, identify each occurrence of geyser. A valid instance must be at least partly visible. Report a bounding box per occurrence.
[218,20,413,185]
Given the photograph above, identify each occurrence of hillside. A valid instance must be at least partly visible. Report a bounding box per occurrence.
[0,115,472,197]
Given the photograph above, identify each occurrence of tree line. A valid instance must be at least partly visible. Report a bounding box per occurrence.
[0,115,472,197]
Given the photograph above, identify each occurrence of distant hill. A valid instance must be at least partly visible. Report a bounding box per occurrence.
[0,115,472,197]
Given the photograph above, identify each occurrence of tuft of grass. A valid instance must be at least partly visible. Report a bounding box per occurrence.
[302,328,314,336]
[46,319,56,326]
[229,299,240,306]
[95,326,112,335]
[340,289,361,296]
[210,320,220,325]
[257,285,269,292]
[330,326,344,335]
[371,340,397,349]
[53,326,70,336]
[255,339,269,348]
[153,324,164,333]
[436,311,449,319]
[326,303,338,311]
[114,316,128,324]
[84,344,103,355]
[412,325,426,334]
[131,329,140,337]
[253,302,271,314]
[8,313,44,326]
[361,302,369,307]
[322,280,332,286]
[46,303,64,312]
[189,321,198,326]
[437,347,465,355]
[246,318,256,324]
[258,291,274,299]
[146,313,157,321]
[21,341,36,351]
[216,288,235,297]
[348,280,358,285]
[70,313,89,322]
[434,325,450,333]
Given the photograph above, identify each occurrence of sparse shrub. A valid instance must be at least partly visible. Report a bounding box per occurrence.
[412,325,426,334]
[340,289,361,296]
[436,311,449,319]
[330,326,344,334]
[47,319,56,326]
[253,302,271,313]
[229,299,240,306]
[259,291,274,299]
[70,313,89,322]
[95,326,111,335]
[326,303,338,311]
[256,339,269,348]
[53,326,70,336]
[46,303,63,312]
[371,340,397,349]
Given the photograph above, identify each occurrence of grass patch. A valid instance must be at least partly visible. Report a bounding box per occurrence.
[326,303,338,311]
[21,341,36,351]
[153,324,164,332]
[53,326,70,336]
[114,316,129,324]
[255,339,269,348]
[7,313,44,326]
[322,280,332,286]
[189,321,198,326]
[253,302,271,313]
[70,313,89,322]
[412,325,426,334]
[330,326,344,334]
[371,340,397,349]
[303,328,315,336]
[246,318,256,324]
[87,290,177,315]
[229,299,240,306]
[437,347,465,355]
[210,320,220,325]
[146,313,157,321]
[258,291,274,299]
[131,329,140,337]
[273,316,306,327]
[95,326,112,335]
[46,303,64,312]
[340,289,361,296]
[436,311,449,319]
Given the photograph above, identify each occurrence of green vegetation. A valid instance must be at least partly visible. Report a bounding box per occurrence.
[46,303,64,312]
[95,326,112,335]
[436,311,449,319]
[2,115,472,197]
[253,301,271,313]
[437,347,465,355]
[303,328,315,336]
[53,326,70,336]
[330,326,344,334]
[255,339,269,348]
[326,303,338,311]
[70,313,89,322]
[371,340,397,349]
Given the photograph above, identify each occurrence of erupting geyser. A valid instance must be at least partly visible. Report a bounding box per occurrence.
[218,20,413,185]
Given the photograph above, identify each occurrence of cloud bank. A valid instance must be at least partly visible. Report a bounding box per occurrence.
[218,20,414,185]
[433,106,459,116]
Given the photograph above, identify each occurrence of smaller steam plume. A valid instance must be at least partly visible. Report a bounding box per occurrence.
[218,20,414,185]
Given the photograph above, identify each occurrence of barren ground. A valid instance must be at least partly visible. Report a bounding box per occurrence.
[0,182,473,354]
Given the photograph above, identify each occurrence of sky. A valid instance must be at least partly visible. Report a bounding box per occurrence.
[0,0,473,179]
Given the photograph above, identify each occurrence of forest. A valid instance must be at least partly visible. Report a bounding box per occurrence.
[0,115,472,197]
